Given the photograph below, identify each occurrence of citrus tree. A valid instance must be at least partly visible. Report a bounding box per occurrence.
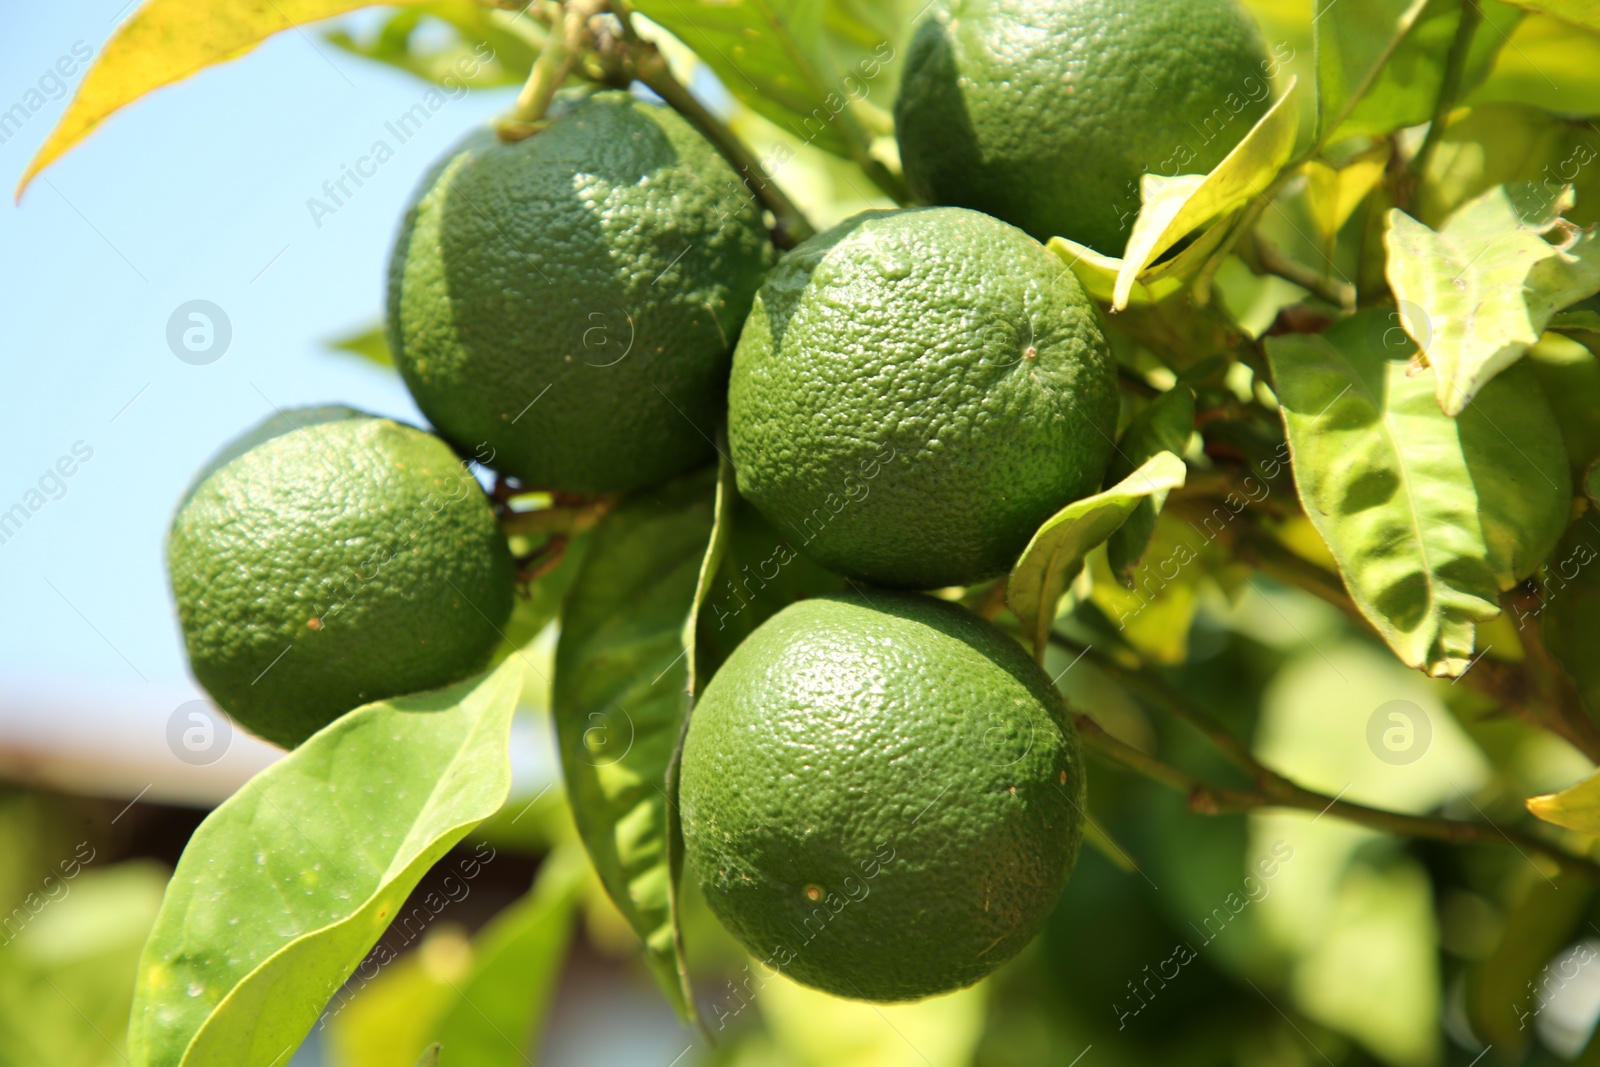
[19,0,1600,1063]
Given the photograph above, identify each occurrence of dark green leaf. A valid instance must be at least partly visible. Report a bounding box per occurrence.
[128,660,525,1067]
[1265,309,1570,676]
[1106,388,1196,585]
[688,452,849,693]
[552,471,715,1021]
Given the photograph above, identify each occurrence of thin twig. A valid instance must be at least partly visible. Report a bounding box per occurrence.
[1061,662,1600,881]
[1249,232,1355,309]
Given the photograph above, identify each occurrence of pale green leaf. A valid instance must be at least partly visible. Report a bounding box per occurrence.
[1265,309,1570,676]
[128,660,525,1067]
[414,1045,442,1067]
[1528,769,1600,833]
[631,0,907,160]
[1413,104,1600,229]
[1304,144,1392,244]
[552,471,714,1022]
[429,844,586,1065]
[1114,81,1301,310]
[1106,388,1196,585]
[325,2,540,89]
[18,0,431,198]
[325,324,393,369]
[1386,182,1600,414]
[1007,452,1188,658]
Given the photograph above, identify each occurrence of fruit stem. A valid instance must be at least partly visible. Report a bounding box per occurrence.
[1405,0,1485,203]
[1067,697,1600,881]
[622,29,817,248]
[500,0,599,140]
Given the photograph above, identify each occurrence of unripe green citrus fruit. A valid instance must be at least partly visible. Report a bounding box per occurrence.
[895,0,1273,252]
[387,90,775,494]
[681,592,1084,1001]
[167,409,514,748]
[727,207,1116,589]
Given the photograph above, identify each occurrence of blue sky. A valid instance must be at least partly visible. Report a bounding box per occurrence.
[0,4,522,791]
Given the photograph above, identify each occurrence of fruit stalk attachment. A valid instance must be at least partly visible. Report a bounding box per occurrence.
[498,0,603,140]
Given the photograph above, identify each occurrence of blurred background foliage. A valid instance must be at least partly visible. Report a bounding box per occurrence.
[12,0,1600,1064]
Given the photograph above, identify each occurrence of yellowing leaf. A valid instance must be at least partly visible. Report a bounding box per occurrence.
[1304,144,1392,245]
[1508,0,1600,33]
[1113,79,1301,310]
[19,0,427,198]
[1528,769,1600,834]
[1386,182,1600,415]
[1006,451,1187,657]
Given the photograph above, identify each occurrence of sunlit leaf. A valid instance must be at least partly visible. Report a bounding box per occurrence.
[18,0,430,198]
[1113,81,1301,310]
[428,845,585,1066]
[1007,452,1188,658]
[1528,767,1600,832]
[1304,143,1392,244]
[1386,182,1600,414]
[1506,0,1600,33]
[1314,0,1521,146]
[1314,0,1430,144]
[1106,388,1196,585]
[1413,103,1600,228]
[325,324,394,369]
[1265,310,1570,676]
[632,0,908,161]
[325,1,541,88]
[1469,14,1600,117]
[552,471,714,1022]
[128,660,525,1067]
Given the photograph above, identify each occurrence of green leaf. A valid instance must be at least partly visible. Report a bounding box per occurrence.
[325,324,394,369]
[325,2,540,88]
[1314,0,1431,145]
[1505,0,1600,33]
[1469,14,1600,117]
[128,660,525,1067]
[631,0,905,160]
[428,844,586,1066]
[1113,81,1301,310]
[1386,182,1600,415]
[1528,769,1600,832]
[414,1045,442,1067]
[1413,104,1600,229]
[688,452,849,694]
[1465,877,1593,1056]
[1527,332,1600,481]
[1007,452,1188,658]
[1106,388,1196,585]
[18,0,432,198]
[1315,0,1522,146]
[1540,521,1600,718]
[552,471,715,1022]
[1265,309,1570,676]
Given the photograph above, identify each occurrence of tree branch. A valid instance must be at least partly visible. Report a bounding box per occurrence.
[1053,635,1600,880]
